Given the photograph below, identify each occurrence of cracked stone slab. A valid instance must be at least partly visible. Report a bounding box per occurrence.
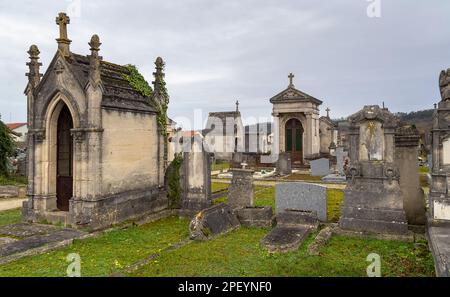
[0,237,18,246]
[0,223,60,238]
[0,229,87,258]
[261,226,312,253]
[427,226,450,277]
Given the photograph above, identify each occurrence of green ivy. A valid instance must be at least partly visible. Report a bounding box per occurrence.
[123,64,153,98]
[0,116,16,177]
[123,64,169,140]
[166,153,183,208]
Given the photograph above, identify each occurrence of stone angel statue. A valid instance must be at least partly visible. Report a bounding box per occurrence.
[439,68,450,101]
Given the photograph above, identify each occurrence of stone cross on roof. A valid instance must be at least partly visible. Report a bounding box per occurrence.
[236,100,239,112]
[56,12,70,40]
[288,73,295,87]
[326,107,330,118]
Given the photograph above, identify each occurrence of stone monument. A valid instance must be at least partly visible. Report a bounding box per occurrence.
[395,126,426,225]
[340,105,408,235]
[228,168,254,208]
[181,135,212,215]
[429,68,450,224]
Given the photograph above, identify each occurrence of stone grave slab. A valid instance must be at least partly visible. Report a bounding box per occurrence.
[189,203,240,241]
[0,223,59,238]
[310,158,330,176]
[261,227,312,253]
[228,169,254,209]
[0,186,19,198]
[276,182,327,221]
[235,206,274,227]
[0,228,87,258]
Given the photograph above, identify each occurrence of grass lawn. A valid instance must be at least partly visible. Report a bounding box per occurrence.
[212,162,229,172]
[0,208,22,226]
[128,226,434,277]
[327,189,345,222]
[0,210,434,276]
[282,174,323,182]
[0,175,27,186]
[0,216,190,277]
[211,182,229,193]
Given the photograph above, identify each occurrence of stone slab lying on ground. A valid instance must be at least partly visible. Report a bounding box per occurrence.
[189,203,240,241]
[261,209,319,253]
[261,226,312,253]
[321,174,347,184]
[235,206,274,227]
[0,223,59,238]
[427,225,450,277]
[0,186,19,198]
[307,225,335,256]
[0,228,87,258]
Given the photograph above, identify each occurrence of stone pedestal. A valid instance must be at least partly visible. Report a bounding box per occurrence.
[228,168,254,209]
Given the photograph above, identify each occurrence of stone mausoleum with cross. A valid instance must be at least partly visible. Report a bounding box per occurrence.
[270,73,336,165]
[22,13,170,229]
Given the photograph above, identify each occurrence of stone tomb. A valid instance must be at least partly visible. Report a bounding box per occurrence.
[310,158,331,176]
[340,105,408,235]
[228,168,274,227]
[276,182,327,222]
[189,203,240,241]
[261,209,319,253]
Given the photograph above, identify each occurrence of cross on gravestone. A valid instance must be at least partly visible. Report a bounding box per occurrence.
[288,73,295,86]
[56,12,70,40]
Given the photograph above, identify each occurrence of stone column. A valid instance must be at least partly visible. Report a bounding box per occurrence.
[228,168,254,208]
[305,112,313,158]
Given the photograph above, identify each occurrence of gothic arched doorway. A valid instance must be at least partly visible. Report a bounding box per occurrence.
[56,105,73,211]
[285,118,303,164]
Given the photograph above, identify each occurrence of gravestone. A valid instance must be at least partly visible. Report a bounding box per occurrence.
[336,147,347,176]
[310,158,330,176]
[228,168,254,209]
[276,152,292,176]
[340,105,408,235]
[189,203,240,241]
[181,136,212,215]
[395,126,426,225]
[275,182,327,221]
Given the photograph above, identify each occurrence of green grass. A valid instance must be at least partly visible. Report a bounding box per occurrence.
[0,175,27,186]
[128,226,434,277]
[419,166,430,174]
[0,208,22,226]
[212,162,229,172]
[0,216,189,277]
[211,182,229,193]
[282,174,323,182]
[327,189,344,222]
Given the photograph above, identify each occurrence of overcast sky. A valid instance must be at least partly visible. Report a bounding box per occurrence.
[0,0,449,129]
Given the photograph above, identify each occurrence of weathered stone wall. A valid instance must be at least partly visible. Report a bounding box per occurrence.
[101,109,160,194]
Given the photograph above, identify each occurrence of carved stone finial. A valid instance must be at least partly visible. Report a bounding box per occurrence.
[439,69,450,101]
[89,34,101,52]
[153,57,166,101]
[55,12,71,56]
[326,107,330,118]
[88,35,102,87]
[236,100,239,112]
[288,73,295,87]
[26,45,42,89]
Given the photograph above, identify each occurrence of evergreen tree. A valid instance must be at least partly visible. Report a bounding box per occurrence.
[0,115,15,176]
